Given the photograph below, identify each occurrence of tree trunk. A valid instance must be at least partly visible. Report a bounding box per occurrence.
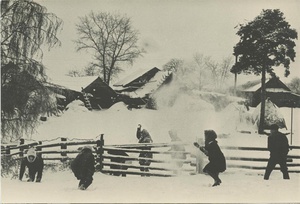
[258,65,266,134]
[233,55,238,96]
[234,73,237,96]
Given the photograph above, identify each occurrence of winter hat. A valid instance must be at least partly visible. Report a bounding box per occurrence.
[26,148,36,162]
[270,124,279,130]
[82,146,93,151]
[204,130,217,141]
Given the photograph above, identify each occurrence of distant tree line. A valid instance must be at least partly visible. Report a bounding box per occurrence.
[162,54,233,93]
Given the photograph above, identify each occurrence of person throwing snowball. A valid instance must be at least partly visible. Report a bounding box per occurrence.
[194,130,226,187]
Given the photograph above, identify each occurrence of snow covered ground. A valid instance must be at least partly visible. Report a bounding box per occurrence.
[2,169,300,203]
[2,100,300,203]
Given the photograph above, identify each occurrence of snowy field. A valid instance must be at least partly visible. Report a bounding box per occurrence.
[2,101,300,203]
[2,170,300,203]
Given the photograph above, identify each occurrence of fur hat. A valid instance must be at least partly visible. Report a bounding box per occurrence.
[81,146,93,151]
[270,124,279,130]
[204,130,217,141]
[26,148,36,162]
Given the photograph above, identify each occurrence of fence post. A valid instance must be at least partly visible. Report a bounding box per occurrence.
[19,138,25,158]
[5,145,11,155]
[36,141,42,157]
[96,134,104,171]
[61,138,67,162]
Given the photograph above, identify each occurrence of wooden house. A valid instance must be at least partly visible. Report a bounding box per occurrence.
[237,77,300,108]
[113,67,161,92]
[46,76,118,109]
[113,67,172,108]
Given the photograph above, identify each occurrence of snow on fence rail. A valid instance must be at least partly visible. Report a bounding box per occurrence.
[1,135,300,175]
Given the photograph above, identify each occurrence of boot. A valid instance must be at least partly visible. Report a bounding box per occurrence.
[79,184,86,190]
[283,172,290,180]
[208,171,221,187]
[264,170,271,180]
[212,180,221,187]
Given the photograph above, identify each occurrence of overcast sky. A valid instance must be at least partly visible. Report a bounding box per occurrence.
[37,0,300,83]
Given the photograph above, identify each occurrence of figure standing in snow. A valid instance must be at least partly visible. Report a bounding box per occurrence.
[107,149,129,177]
[137,124,153,175]
[169,130,186,173]
[71,146,95,190]
[19,147,44,182]
[194,130,226,187]
[264,124,290,180]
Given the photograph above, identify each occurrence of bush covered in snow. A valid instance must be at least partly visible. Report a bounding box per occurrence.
[252,99,287,129]
[1,156,20,179]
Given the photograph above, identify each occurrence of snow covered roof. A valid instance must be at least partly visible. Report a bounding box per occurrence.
[265,88,291,93]
[243,83,263,92]
[113,67,160,87]
[241,77,291,92]
[48,76,100,92]
[128,71,171,98]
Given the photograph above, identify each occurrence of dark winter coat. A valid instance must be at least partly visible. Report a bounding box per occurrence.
[203,140,226,173]
[71,147,95,180]
[137,128,153,166]
[107,149,129,176]
[19,155,44,182]
[268,131,289,159]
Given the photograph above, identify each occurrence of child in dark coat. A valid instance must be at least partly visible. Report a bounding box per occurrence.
[19,147,44,182]
[71,146,95,190]
[194,130,226,187]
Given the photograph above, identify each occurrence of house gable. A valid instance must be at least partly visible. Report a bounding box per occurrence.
[46,76,118,109]
[237,77,299,107]
[113,67,160,89]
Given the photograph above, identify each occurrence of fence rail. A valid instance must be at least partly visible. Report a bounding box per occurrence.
[2,135,300,176]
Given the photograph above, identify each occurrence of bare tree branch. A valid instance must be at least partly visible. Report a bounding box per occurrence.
[74,11,144,84]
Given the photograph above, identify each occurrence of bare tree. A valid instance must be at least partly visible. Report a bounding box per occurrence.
[220,56,233,85]
[204,56,233,90]
[1,0,62,141]
[66,69,83,77]
[75,11,144,85]
[204,56,219,88]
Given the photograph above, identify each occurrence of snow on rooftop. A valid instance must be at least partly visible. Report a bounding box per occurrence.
[49,76,99,92]
[113,67,160,87]
[244,84,291,92]
[129,71,171,98]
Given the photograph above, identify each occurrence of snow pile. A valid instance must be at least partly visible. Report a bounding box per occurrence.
[65,100,89,113]
[218,102,255,133]
[107,101,129,112]
[151,83,215,112]
[172,94,215,112]
[151,83,180,109]
[192,90,246,111]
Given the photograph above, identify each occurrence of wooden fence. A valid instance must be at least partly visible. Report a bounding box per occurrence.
[2,135,300,176]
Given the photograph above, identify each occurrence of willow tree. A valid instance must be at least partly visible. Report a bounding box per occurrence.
[231,9,297,134]
[75,11,144,85]
[1,0,62,141]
